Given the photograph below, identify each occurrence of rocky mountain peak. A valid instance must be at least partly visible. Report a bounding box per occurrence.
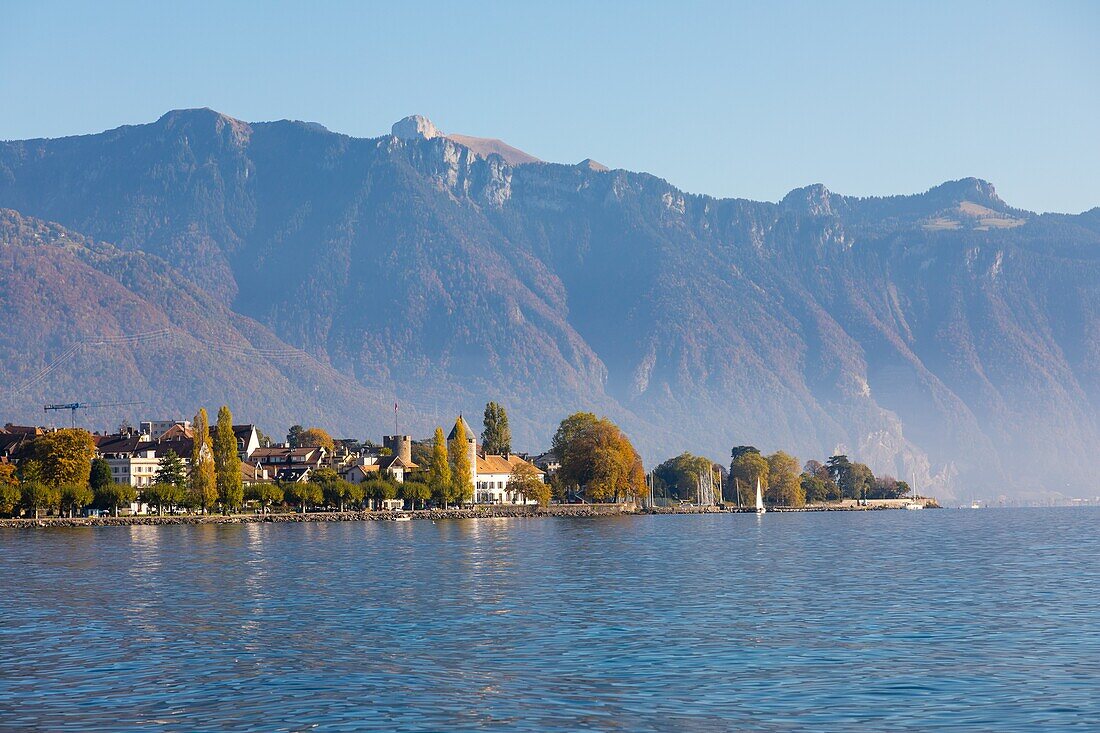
[780,183,838,217]
[154,108,252,146]
[578,158,609,172]
[392,115,442,140]
[924,178,1005,210]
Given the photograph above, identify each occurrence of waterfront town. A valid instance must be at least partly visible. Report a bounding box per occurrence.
[0,402,929,522]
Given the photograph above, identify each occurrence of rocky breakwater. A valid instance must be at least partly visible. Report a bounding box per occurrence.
[0,504,640,529]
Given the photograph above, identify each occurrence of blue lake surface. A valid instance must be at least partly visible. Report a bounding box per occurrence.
[1,508,1099,731]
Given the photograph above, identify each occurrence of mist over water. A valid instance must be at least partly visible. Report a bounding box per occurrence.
[2,509,1098,731]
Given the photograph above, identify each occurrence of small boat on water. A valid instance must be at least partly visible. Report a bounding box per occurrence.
[970,501,982,509]
[755,478,766,515]
[393,514,412,522]
[904,501,924,510]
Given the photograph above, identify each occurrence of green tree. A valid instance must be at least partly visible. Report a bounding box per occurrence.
[730,452,769,506]
[428,427,452,508]
[142,483,165,515]
[653,452,714,502]
[89,458,112,493]
[362,478,397,509]
[766,451,804,507]
[448,418,474,505]
[191,408,217,514]
[551,412,599,497]
[213,405,243,513]
[309,467,346,510]
[800,473,827,501]
[155,449,187,489]
[481,402,512,455]
[508,461,550,506]
[868,475,909,499]
[96,482,137,516]
[802,460,839,502]
[143,482,177,516]
[21,482,59,519]
[0,464,20,516]
[287,425,305,448]
[730,445,760,462]
[345,480,366,510]
[282,480,322,513]
[849,463,875,503]
[60,482,95,517]
[245,483,284,514]
[826,455,854,498]
[399,480,430,510]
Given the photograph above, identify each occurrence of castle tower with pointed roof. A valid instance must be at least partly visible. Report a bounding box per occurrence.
[448,415,478,481]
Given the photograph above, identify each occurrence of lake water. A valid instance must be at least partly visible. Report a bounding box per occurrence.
[1,509,1098,731]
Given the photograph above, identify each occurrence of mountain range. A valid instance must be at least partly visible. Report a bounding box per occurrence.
[2,108,1099,500]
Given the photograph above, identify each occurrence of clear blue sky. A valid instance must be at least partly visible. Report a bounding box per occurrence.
[3,1,1098,213]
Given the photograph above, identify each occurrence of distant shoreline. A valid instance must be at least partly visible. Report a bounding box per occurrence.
[0,499,938,529]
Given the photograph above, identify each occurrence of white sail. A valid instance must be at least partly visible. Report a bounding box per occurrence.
[755,477,766,514]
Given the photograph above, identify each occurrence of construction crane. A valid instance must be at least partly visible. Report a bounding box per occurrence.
[43,401,145,429]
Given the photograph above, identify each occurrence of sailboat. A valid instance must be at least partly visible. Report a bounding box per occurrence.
[755,477,766,515]
[904,485,923,510]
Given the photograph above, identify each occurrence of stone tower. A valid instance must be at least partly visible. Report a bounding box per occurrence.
[447,415,479,477]
[383,434,412,464]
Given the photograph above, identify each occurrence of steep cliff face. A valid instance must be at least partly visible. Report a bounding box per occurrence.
[2,109,1098,498]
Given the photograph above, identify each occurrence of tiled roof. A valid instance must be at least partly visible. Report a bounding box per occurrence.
[159,424,193,440]
[241,461,270,481]
[275,467,311,482]
[2,424,43,436]
[377,454,419,471]
[152,438,194,458]
[0,433,30,456]
[251,446,321,460]
[95,435,145,455]
[476,453,544,476]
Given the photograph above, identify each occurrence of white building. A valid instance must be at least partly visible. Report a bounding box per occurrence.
[96,434,192,489]
[475,453,543,504]
[139,419,191,441]
[448,416,545,505]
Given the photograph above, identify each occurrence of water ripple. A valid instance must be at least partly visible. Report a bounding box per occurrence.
[1,509,1099,731]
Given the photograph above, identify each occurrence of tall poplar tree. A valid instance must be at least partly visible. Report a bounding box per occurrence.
[448,418,473,506]
[191,408,217,514]
[213,405,243,512]
[481,402,512,455]
[428,427,452,509]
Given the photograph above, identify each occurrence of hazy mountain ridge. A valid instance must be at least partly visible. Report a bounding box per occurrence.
[0,208,397,435]
[2,108,1099,498]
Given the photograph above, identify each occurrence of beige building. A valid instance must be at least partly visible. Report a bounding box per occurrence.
[448,416,545,505]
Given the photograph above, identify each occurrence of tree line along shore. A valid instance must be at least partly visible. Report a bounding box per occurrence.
[0,401,929,521]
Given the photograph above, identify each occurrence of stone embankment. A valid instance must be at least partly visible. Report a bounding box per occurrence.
[0,503,636,529]
[0,498,939,529]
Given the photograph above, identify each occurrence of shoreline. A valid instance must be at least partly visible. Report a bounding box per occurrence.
[0,500,937,529]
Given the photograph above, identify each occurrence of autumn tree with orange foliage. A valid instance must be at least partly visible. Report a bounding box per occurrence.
[551,413,646,503]
[297,427,335,452]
